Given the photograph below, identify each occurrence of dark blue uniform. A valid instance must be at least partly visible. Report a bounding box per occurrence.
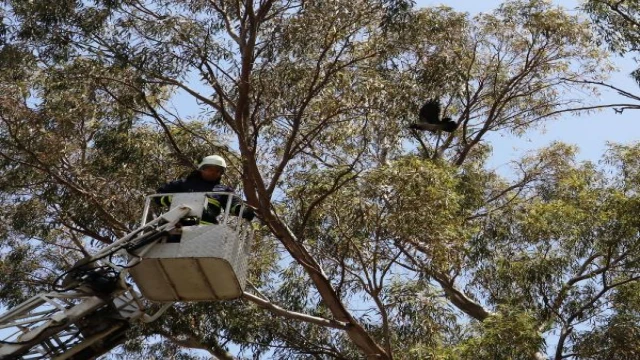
[156,171,242,224]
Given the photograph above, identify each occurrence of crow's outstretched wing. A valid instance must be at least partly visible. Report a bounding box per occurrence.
[410,98,458,132]
[419,99,441,124]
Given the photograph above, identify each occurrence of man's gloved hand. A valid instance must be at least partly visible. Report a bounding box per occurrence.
[240,207,255,221]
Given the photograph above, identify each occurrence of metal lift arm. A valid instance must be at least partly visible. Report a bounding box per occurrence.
[0,205,192,360]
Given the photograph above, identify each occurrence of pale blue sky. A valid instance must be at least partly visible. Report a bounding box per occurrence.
[417,0,639,169]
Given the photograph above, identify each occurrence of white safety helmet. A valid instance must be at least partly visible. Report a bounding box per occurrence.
[198,155,227,169]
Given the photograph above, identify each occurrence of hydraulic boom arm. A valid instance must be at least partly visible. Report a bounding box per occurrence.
[0,205,192,360]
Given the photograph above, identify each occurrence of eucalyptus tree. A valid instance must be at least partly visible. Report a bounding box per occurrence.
[0,0,632,359]
[583,0,640,65]
[581,0,640,112]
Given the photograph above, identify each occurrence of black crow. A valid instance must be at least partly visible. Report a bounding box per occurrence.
[409,99,458,133]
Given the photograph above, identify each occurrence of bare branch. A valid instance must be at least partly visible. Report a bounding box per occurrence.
[243,292,349,330]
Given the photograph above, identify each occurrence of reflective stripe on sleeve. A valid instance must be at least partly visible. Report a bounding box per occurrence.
[160,195,172,207]
[207,197,221,208]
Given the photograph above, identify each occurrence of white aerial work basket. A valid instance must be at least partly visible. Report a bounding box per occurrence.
[128,192,254,302]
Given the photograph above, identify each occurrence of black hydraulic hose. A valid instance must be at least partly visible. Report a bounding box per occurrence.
[50,229,168,292]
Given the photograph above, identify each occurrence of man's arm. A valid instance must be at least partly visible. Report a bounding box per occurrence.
[155,180,184,206]
[211,185,254,220]
[228,189,254,221]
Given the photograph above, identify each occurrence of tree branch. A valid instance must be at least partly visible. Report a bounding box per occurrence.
[243,292,349,330]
